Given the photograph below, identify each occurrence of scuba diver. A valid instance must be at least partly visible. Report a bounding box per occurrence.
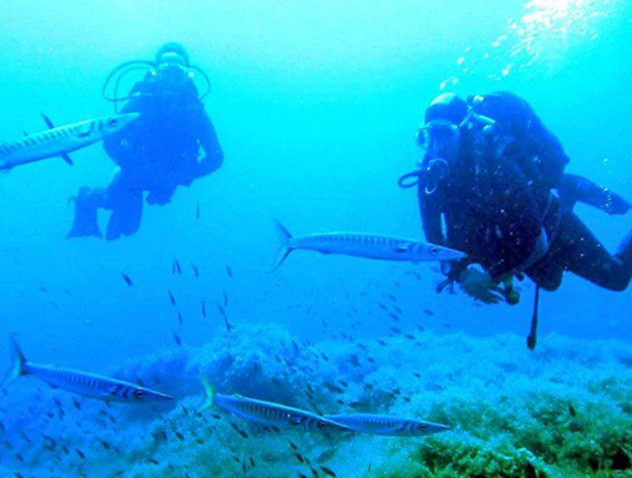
[67,42,224,240]
[399,92,632,307]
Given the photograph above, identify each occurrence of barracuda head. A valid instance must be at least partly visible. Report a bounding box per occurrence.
[70,113,140,141]
[98,112,141,135]
[129,386,173,402]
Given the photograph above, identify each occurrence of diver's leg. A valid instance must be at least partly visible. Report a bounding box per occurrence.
[102,170,144,241]
[66,187,105,239]
[554,209,632,291]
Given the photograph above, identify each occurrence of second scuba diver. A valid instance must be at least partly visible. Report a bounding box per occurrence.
[400,92,632,304]
[67,42,224,240]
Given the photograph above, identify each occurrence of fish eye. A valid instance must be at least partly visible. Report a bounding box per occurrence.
[430,247,439,255]
[317,421,327,430]
[133,389,145,399]
[108,118,119,127]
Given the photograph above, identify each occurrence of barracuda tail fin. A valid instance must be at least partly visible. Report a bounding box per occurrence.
[273,219,294,270]
[198,377,216,413]
[1,333,27,390]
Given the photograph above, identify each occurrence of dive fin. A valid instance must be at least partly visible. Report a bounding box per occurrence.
[1,333,27,390]
[40,112,54,129]
[198,377,216,413]
[273,219,294,269]
[40,112,73,166]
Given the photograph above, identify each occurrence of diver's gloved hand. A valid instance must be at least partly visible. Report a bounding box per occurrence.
[456,266,505,304]
[559,174,631,215]
[602,190,631,215]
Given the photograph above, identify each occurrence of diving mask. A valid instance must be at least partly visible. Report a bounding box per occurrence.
[416,121,460,159]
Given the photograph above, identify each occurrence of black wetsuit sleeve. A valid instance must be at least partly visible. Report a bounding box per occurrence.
[196,110,224,177]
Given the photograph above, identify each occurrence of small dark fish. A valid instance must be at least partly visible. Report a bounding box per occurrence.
[72,397,82,410]
[121,273,133,286]
[249,455,256,467]
[294,452,305,463]
[568,402,577,417]
[177,310,183,325]
[320,465,337,477]
[201,300,207,318]
[192,265,199,278]
[148,457,159,465]
[76,448,86,459]
[218,304,227,317]
[423,309,435,316]
[298,473,309,478]
[225,265,233,277]
[99,439,111,450]
[195,205,200,220]
[174,430,185,441]
[230,422,249,439]
[288,440,298,451]
[223,316,233,333]
[172,333,182,347]
[223,292,228,307]
[172,259,182,276]
[168,290,176,307]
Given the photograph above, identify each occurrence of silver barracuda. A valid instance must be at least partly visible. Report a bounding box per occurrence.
[0,112,140,170]
[1,333,172,402]
[199,379,352,432]
[274,220,467,268]
[324,413,451,436]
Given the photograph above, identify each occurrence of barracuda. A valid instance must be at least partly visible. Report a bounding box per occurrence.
[0,112,139,170]
[324,413,451,436]
[199,378,352,432]
[1,333,172,402]
[274,219,467,268]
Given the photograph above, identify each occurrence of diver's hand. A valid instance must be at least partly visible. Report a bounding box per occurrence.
[603,190,631,215]
[457,266,505,304]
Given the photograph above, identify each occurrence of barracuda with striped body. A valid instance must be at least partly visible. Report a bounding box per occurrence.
[0,112,140,170]
[274,219,467,268]
[324,413,451,436]
[199,378,352,432]
[1,333,172,402]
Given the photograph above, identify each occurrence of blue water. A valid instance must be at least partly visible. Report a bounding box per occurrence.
[1,1,631,477]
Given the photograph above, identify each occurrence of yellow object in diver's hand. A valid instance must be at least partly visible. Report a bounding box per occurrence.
[457,266,505,304]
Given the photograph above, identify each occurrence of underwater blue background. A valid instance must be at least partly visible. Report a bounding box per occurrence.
[0,1,631,477]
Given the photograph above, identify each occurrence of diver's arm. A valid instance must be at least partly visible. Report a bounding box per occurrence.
[195,111,224,177]
[557,173,631,215]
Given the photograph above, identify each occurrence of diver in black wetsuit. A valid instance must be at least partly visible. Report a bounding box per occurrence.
[67,42,224,240]
[400,91,632,302]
